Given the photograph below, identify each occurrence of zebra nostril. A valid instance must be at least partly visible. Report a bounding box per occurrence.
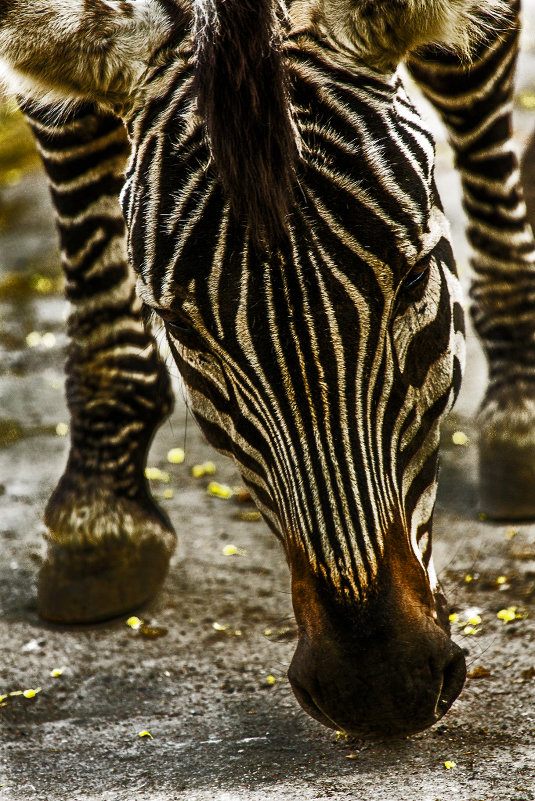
[288,676,339,731]
[434,645,467,719]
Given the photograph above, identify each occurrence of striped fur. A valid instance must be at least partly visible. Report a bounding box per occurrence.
[409,2,529,410]
[409,0,535,518]
[122,5,466,601]
[21,100,176,552]
[0,2,520,608]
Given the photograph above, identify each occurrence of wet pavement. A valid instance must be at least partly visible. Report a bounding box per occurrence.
[1,13,535,801]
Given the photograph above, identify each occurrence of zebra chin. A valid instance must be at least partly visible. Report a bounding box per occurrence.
[287,547,466,739]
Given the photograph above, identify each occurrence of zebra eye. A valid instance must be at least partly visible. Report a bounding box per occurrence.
[401,258,431,292]
[158,310,201,348]
[157,308,190,334]
[166,318,190,335]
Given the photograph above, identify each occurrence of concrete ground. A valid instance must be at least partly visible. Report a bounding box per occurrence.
[2,9,535,801]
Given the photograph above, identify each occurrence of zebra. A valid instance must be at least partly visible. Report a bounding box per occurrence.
[0,0,529,739]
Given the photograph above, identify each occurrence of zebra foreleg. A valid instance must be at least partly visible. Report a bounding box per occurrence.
[23,102,176,622]
[408,0,535,520]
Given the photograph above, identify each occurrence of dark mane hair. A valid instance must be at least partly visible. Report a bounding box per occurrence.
[193,0,297,248]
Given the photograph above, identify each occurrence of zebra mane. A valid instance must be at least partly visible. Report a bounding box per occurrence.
[191,0,510,246]
[193,0,297,249]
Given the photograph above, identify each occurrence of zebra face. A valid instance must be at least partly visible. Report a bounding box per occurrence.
[156,217,466,737]
[0,0,507,746]
[128,48,466,738]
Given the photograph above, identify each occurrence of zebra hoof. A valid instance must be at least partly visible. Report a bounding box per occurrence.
[478,437,535,520]
[38,537,173,624]
[40,476,177,623]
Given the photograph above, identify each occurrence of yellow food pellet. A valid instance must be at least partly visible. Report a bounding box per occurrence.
[464,574,474,583]
[222,544,247,557]
[126,616,143,630]
[138,730,153,739]
[212,622,228,631]
[192,461,217,478]
[207,481,233,499]
[449,613,459,623]
[144,467,170,483]
[32,275,54,294]
[444,761,456,769]
[167,447,185,464]
[452,431,469,446]
[23,688,42,699]
[26,331,42,348]
[238,511,262,522]
[463,625,479,635]
[518,91,535,110]
[55,422,69,437]
[0,694,8,702]
[497,607,517,623]
[496,576,508,585]
[49,667,66,678]
[263,629,273,637]
[468,614,482,626]
[497,606,527,623]
[163,488,174,499]
[266,675,276,686]
[345,754,359,760]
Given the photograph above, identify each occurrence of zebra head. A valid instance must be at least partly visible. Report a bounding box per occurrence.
[127,0,484,739]
[0,0,503,739]
[119,0,507,738]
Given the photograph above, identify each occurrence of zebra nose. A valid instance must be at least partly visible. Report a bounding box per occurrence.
[434,644,467,719]
[288,628,466,739]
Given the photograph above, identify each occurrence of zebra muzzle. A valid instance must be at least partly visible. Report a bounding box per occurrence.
[288,564,466,739]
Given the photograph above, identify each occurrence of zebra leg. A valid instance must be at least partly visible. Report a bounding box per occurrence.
[408,0,535,519]
[22,101,176,622]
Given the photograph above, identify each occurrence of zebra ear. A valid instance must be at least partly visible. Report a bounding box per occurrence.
[320,0,511,71]
[0,0,181,110]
